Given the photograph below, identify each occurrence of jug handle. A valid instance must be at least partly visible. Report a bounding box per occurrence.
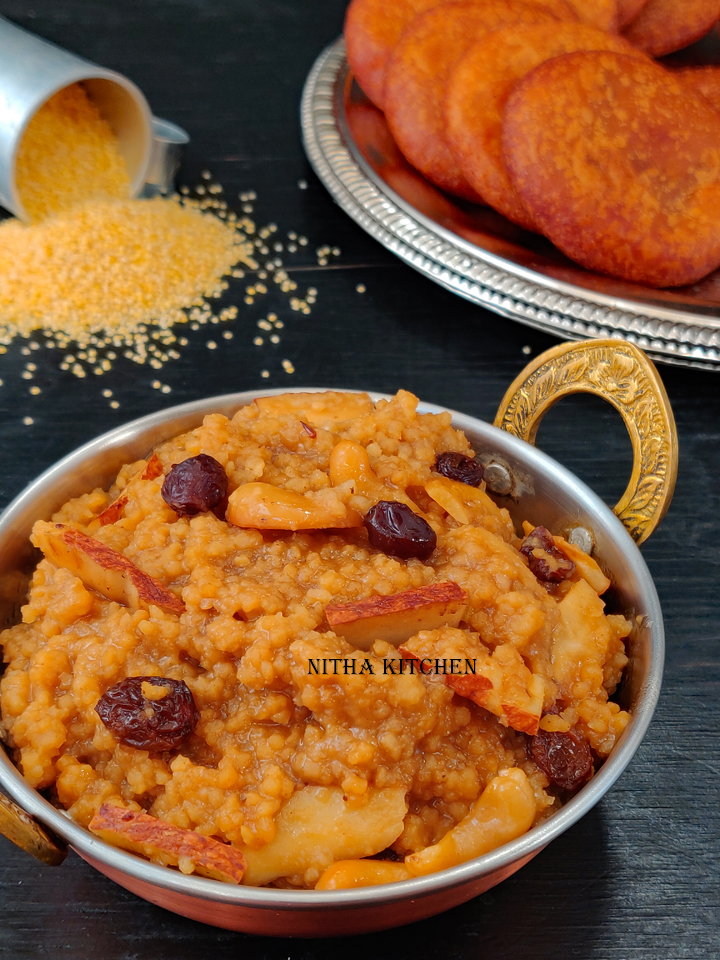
[494,338,678,545]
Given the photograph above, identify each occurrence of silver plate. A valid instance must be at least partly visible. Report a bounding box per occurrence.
[301,38,720,370]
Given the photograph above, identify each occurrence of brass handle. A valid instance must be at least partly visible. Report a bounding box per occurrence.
[0,789,67,866]
[493,339,678,544]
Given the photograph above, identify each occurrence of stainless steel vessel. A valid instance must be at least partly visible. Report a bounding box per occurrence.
[0,340,676,936]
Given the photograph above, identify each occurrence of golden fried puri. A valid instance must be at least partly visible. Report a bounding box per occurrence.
[344,0,441,108]
[622,0,720,56]
[616,0,648,28]
[564,0,618,31]
[383,0,559,200]
[445,23,644,230]
[502,51,720,286]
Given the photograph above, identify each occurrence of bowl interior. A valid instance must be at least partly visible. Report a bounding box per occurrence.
[0,388,664,910]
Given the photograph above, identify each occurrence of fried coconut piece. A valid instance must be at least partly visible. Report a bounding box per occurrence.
[383,0,560,201]
[564,0,618,31]
[622,0,720,57]
[616,0,648,29]
[89,803,247,883]
[344,0,441,109]
[502,51,720,287]
[673,65,720,112]
[445,23,644,230]
[31,521,185,616]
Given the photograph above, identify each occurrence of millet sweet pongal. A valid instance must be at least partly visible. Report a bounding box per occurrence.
[0,390,631,888]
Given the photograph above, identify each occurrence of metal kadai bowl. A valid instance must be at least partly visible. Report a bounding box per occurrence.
[0,339,677,936]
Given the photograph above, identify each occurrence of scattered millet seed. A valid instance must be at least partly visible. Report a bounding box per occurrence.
[110,400,119,409]
[23,416,34,425]
[356,283,366,293]
[298,180,307,189]
[282,359,295,374]
[0,196,255,353]
[522,345,532,355]
[30,386,41,395]
[254,337,264,346]
[0,94,338,392]
[261,369,270,378]
[161,385,171,394]
[270,335,280,344]
[102,389,113,397]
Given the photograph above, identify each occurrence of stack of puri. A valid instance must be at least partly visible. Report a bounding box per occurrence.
[345,0,720,287]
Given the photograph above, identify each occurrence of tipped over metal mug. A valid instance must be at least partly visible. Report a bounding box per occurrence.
[0,16,188,219]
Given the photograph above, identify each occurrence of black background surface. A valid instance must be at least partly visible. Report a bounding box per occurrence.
[0,2,718,957]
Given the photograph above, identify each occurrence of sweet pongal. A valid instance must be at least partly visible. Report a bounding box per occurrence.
[0,390,631,888]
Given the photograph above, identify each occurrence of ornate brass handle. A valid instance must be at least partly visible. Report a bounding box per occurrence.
[494,339,678,544]
[0,789,66,865]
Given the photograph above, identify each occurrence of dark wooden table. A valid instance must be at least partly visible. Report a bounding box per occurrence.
[0,2,718,957]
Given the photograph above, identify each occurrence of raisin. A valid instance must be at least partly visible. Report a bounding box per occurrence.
[161,454,228,516]
[434,451,484,486]
[363,501,437,561]
[531,727,593,791]
[520,525,575,583]
[95,677,199,752]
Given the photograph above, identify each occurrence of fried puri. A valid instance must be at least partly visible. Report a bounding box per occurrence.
[383,0,559,200]
[502,52,720,287]
[445,23,644,230]
[622,0,720,56]
[673,65,720,112]
[344,0,441,108]
[616,0,648,28]
[563,0,618,31]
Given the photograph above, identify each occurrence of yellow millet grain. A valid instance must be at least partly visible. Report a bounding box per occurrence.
[16,84,130,223]
[0,196,255,344]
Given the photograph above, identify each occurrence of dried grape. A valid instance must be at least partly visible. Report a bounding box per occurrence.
[520,526,575,583]
[161,454,228,516]
[364,501,437,560]
[95,677,199,752]
[531,727,593,790]
[434,451,484,486]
